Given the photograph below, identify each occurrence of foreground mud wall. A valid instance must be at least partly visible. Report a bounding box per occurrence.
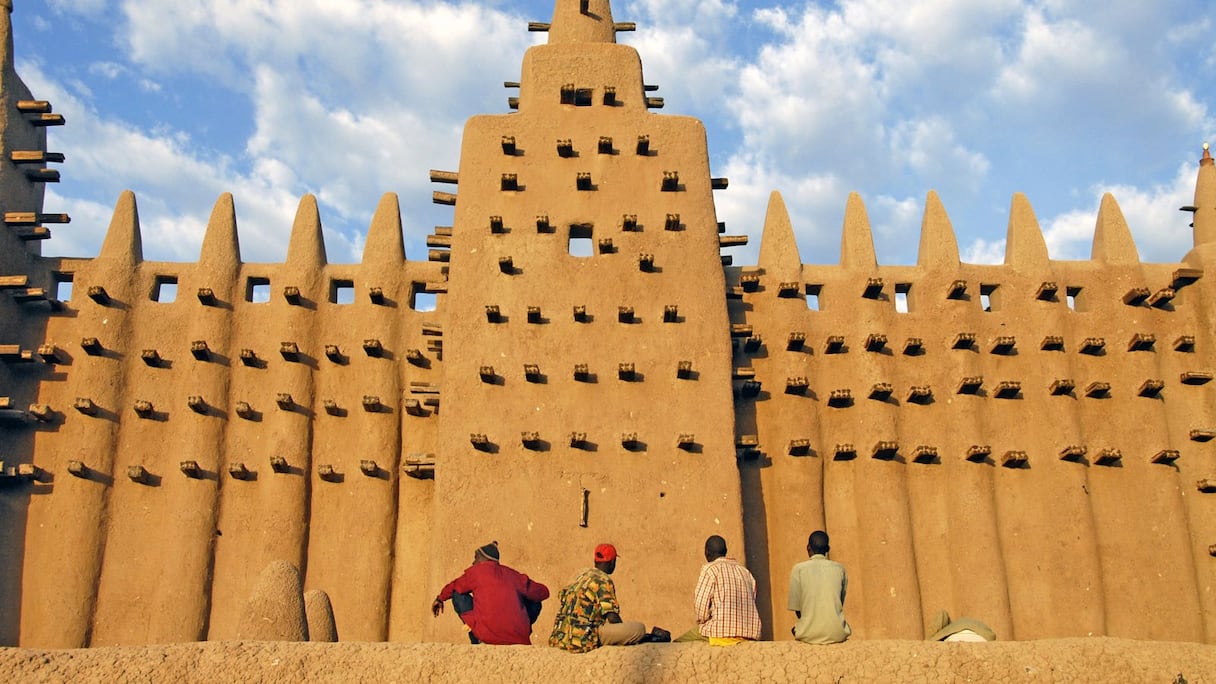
[3,639,1216,683]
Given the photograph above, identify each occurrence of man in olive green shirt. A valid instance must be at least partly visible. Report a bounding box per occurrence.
[787,530,851,644]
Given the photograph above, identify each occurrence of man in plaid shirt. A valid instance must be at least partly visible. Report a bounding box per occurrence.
[675,535,762,645]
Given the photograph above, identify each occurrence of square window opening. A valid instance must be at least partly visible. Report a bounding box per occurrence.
[53,272,73,301]
[411,283,437,312]
[569,223,594,257]
[980,283,998,312]
[152,275,178,303]
[575,89,593,106]
[1066,286,1082,312]
[246,277,271,303]
[330,279,355,305]
[895,283,911,314]
[805,283,822,311]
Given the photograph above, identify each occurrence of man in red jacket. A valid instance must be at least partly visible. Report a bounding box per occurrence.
[432,541,550,645]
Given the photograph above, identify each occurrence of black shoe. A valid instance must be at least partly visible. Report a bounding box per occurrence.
[639,627,671,643]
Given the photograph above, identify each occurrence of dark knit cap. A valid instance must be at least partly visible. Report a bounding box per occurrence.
[477,541,500,561]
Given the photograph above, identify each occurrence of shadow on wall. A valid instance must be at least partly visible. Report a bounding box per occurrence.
[735,400,774,640]
[0,290,53,646]
[0,437,32,645]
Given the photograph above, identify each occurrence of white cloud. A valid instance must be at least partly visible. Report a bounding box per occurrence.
[961,238,1007,265]
[716,151,939,266]
[715,152,847,265]
[37,189,114,260]
[87,61,124,79]
[15,0,1215,276]
[990,4,1208,165]
[867,194,924,264]
[21,2,553,265]
[626,23,738,119]
[119,0,533,116]
[625,0,737,29]
[889,117,990,192]
[992,10,1114,103]
[47,0,106,16]
[1039,162,1196,261]
[105,0,538,256]
[22,61,304,263]
[732,4,886,177]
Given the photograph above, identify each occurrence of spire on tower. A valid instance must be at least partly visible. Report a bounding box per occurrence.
[1191,142,1215,247]
[546,0,618,45]
[916,191,960,269]
[286,194,328,267]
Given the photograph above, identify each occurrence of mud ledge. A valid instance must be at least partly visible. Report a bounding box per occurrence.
[2,638,1214,683]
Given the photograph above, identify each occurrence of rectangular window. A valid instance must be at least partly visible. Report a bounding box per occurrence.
[895,283,911,314]
[53,272,73,301]
[569,223,594,257]
[980,283,998,312]
[330,279,355,305]
[1066,286,1082,312]
[805,283,822,311]
[246,277,270,303]
[411,283,437,312]
[152,275,178,303]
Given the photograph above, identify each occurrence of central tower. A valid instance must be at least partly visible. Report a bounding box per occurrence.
[430,0,744,637]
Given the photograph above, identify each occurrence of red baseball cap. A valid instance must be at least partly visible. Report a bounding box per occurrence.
[594,543,618,562]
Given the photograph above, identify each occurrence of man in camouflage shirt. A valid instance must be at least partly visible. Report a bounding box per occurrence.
[549,543,646,652]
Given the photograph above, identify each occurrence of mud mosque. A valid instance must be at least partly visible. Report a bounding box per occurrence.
[1,0,1214,648]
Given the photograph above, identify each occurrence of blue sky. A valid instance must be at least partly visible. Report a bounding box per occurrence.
[11,0,1215,267]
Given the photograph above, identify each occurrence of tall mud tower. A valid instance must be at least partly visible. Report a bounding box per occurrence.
[430,0,744,640]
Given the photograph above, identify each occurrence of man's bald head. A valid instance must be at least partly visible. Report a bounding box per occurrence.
[704,535,727,561]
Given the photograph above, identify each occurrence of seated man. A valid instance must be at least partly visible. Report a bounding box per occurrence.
[676,535,762,645]
[549,543,647,652]
[788,530,851,644]
[432,541,550,645]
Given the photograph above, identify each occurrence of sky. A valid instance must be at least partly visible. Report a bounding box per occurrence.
[9,0,1215,268]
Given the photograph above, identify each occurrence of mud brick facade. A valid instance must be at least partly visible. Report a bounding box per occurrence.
[2,0,1214,646]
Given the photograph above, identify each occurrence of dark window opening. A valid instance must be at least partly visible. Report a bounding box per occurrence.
[895,283,911,313]
[54,272,73,301]
[411,283,437,312]
[805,283,822,311]
[152,275,178,303]
[330,279,355,305]
[569,223,594,257]
[980,283,998,312]
[1066,286,1082,312]
[247,277,270,303]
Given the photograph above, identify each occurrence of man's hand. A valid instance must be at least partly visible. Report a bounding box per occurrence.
[431,598,444,617]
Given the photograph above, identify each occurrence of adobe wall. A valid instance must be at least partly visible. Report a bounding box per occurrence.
[4,190,446,646]
[736,187,1216,642]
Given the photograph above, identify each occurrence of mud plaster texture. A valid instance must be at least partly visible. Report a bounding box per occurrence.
[2,639,1215,683]
[3,0,1216,656]
[304,590,339,643]
[236,561,309,642]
